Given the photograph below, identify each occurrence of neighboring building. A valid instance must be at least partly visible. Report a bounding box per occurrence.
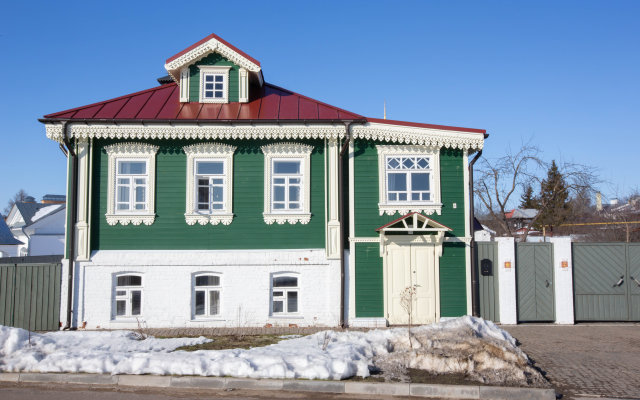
[5,195,66,256]
[40,33,486,329]
[0,216,22,257]
[473,217,495,241]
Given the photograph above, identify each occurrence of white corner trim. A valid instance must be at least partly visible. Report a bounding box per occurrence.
[104,143,159,226]
[238,68,248,103]
[353,122,484,151]
[183,143,237,226]
[165,37,261,81]
[179,68,190,103]
[261,143,313,225]
[198,65,231,104]
[376,144,442,216]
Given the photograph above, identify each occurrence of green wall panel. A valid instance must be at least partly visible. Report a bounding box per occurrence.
[188,53,240,103]
[355,242,383,317]
[91,139,325,250]
[352,141,466,237]
[439,242,467,317]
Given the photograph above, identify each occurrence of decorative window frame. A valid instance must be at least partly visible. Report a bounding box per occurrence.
[112,273,143,320]
[376,144,442,216]
[198,65,231,103]
[191,272,223,320]
[105,143,159,226]
[261,143,313,225]
[179,67,190,102]
[270,272,300,316]
[183,143,236,225]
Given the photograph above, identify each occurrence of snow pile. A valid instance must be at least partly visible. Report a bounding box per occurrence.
[375,317,547,386]
[0,317,546,385]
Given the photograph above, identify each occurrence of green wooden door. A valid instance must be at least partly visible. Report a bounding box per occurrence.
[516,243,554,322]
[573,243,635,321]
[475,241,500,322]
[626,244,640,321]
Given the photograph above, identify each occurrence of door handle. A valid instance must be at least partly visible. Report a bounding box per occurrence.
[630,276,640,287]
[613,276,624,287]
[545,280,550,288]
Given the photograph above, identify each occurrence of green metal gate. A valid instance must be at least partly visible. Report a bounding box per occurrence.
[516,243,554,322]
[573,243,640,321]
[475,241,500,322]
[0,256,62,331]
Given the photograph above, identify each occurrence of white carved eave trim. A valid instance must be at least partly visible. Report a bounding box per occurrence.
[353,122,484,150]
[185,213,234,226]
[261,142,314,155]
[45,124,346,144]
[183,142,237,155]
[165,37,261,81]
[106,214,156,226]
[263,213,312,225]
[378,204,443,216]
[44,122,484,150]
[105,142,159,156]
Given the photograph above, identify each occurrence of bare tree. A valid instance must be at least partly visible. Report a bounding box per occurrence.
[475,145,599,240]
[3,189,30,215]
[474,144,542,236]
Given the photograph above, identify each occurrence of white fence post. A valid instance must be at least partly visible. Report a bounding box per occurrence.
[550,237,575,324]
[496,237,518,324]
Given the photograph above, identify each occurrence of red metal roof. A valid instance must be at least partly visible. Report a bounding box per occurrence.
[166,33,261,67]
[43,83,364,121]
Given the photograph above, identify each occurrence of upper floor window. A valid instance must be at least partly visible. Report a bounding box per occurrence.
[376,145,442,216]
[198,66,231,103]
[105,143,159,226]
[261,143,313,225]
[183,143,236,225]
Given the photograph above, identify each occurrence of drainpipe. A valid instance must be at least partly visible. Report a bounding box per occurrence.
[338,122,353,328]
[60,121,78,330]
[469,149,483,317]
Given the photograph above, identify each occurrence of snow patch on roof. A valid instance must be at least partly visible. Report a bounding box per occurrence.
[31,204,64,223]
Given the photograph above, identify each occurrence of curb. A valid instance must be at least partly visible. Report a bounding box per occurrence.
[0,372,556,399]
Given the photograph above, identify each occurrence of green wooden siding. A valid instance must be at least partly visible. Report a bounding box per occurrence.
[352,140,468,318]
[188,53,240,103]
[355,242,383,317]
[91,140,325,250]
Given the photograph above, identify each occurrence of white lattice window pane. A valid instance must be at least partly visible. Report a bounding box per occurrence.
[274,161,300,174]
[274,185,285,202]
[417,158,429,169]
[213,186,223,202]
[131,290,141,316]
[197,161,224,175]
[412,193,420,201]
[422,193,431,201]
[388,173,407,191]
[402,158,415,169]
[289,185,300,202]
[411,173,430,190]
[118,161,146,175]
[287,292,298,313]
[387,157,400,169]
[273,300,283,313]
[116,300,126,316]
[274,276,297,287]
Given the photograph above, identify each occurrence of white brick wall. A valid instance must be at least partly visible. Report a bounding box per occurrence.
[70,249,341,329]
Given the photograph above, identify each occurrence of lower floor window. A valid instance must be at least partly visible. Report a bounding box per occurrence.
[194,274,221,317]
[115,275,142,317]
[272,275,298,314]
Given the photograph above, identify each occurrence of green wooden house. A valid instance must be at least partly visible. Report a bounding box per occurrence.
[40,33,486,329]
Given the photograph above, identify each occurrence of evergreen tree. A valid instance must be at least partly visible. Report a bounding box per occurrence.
[519,185,538,209]
[536,160,571,232]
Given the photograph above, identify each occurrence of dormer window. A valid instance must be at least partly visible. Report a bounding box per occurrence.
[198,65,231,103]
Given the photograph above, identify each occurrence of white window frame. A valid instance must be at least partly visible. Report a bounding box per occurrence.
[271,273,300,316]
[105,143,159,226]
[179,67,190,102]
[113,274,143,320]
[192,273,222,320]
[376,145,442,216]
[261,143,313,225]
[183,143,236,225]
[198,65,231,103]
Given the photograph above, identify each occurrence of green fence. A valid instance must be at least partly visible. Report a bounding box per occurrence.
[0,256,62,331]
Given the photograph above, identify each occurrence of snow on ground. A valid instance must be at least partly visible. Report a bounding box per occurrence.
[0,317,546,385]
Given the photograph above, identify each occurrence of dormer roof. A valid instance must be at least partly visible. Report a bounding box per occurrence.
[165,33,261,81]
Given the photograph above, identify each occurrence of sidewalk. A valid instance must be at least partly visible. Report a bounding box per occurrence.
[0,372,555,400]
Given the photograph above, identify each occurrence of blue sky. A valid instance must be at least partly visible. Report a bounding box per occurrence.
[1,0,638,212]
